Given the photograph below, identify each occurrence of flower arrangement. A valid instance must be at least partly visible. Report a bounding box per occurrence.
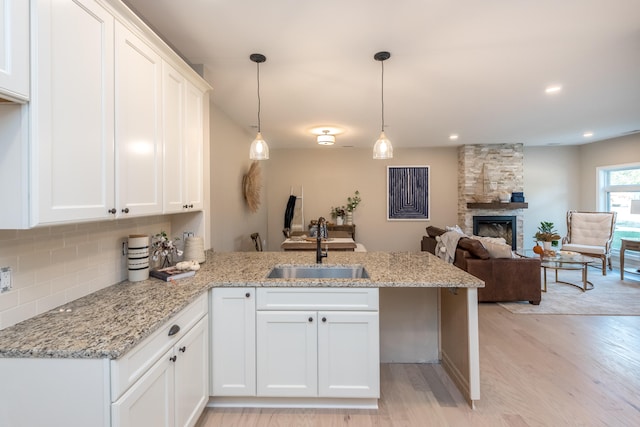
[151,231,183,267]
[346,190,361,212]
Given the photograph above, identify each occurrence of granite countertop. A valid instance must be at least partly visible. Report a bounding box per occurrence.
[0,250,483,360]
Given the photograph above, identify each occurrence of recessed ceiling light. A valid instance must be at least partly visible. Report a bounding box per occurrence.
[545,85,562,94]
[583,131,594,138]
[449,134,459,141]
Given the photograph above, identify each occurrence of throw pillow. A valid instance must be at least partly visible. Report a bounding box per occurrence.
[457,238,491,260]
[470,235,514,258]
[426,226,446,238]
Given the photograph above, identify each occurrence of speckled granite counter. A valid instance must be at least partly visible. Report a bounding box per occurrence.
[0,250,482,359]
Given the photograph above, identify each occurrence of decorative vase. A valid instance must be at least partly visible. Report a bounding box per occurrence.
[127,235,149,282]
[336,216,344,226]
[542,241,552,251]
[346,211,353,225]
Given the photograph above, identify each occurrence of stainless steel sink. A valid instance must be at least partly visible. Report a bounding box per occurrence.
[266,265,370,279]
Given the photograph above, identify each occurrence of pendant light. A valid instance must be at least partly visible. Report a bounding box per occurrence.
[249,53,269,160]
[373,51,393,159]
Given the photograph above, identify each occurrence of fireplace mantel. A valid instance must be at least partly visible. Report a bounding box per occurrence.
[466,202,528,209]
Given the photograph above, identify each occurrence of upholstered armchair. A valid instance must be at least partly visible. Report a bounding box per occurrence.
[561,210,617,275]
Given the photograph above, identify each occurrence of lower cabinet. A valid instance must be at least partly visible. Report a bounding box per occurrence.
[112,315,208,427]
[210,287,380,403]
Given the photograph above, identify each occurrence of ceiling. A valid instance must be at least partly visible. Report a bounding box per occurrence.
[123,0,640,150]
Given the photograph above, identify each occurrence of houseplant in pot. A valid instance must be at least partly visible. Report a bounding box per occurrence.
[330,206,346,225]
[533,221,561,250]
[345,190,361,225]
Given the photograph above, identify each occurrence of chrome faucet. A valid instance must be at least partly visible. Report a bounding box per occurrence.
[316,217,328,263]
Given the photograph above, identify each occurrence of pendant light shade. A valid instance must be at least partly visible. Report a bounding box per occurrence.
[373,51,393,159]
[249,53,269,160]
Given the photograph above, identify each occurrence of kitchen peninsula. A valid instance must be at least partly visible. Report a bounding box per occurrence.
[0,251,483,426]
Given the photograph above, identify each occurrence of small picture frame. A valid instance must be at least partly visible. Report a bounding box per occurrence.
[387,166,430,220]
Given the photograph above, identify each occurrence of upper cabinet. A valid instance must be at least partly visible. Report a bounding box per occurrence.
[0,0,29,102]
[162,62,205,214]
[115,22,163,217]
[32,0,116,225]
[0,0,210,229]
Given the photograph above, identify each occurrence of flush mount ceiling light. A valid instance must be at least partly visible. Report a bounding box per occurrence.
[449,134,459,141]
[249,53,269,160]
[583,131,594,138]
[317,130,336,145]
[373,51,393,159]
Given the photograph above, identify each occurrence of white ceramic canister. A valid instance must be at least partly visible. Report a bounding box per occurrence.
[128,234,150,281]
[183,236,205,264]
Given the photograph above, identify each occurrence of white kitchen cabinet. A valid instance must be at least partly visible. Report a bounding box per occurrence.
[162,62,204,213]
[112,315,209,427]
[211,287,380,403]
[256,309,379,399]
[317,311,379,398]
[210,287,256,396]
[0,0,29,102]
[256,311,318,397]
[32,0,116,225]
[115,21,163,218]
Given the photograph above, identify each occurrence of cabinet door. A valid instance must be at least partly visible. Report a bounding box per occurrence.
[318,311,380,398]
[0,0,29,101]
[174,316,208,427]
[112,349,175,427]
[162,60,186,213]
[256,311,318,397]
[211,288,256,396]
[33,0,115,224]
[115,22,163,217]
[184,81,204,210]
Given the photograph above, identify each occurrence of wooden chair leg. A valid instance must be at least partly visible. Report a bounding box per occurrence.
[602,257,607,275]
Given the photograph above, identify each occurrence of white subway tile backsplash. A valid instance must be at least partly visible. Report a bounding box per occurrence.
[0,216,172,330]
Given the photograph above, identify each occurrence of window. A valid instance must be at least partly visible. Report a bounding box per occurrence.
[599,165,640,252]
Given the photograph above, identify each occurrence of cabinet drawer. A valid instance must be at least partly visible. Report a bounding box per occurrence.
[110,293,207,401]
[256,288,378,311]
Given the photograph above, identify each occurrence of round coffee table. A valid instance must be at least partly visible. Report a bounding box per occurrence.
[518,250,596,292]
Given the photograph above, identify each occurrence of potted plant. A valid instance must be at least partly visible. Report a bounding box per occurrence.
[151,231,183,268]
[330,206,346,225]
[533,221,561,250]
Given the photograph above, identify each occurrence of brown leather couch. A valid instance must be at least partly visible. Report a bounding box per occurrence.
[422,226,542,305]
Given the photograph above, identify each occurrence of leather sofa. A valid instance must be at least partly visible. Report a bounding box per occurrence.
[422,226,542,305]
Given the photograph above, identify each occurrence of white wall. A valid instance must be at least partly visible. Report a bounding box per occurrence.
[523,145,581,244]
[209,102,269,251]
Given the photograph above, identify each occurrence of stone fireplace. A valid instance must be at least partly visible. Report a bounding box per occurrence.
[458,144,527,250]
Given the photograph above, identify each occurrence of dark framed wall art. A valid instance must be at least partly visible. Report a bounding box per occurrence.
[387,166,430,220]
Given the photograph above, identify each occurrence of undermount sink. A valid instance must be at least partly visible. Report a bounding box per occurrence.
[266,265,370,279]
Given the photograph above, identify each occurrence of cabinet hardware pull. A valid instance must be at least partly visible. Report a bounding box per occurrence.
[322,317,327,322]
[308,317,313,322]
[245,292,250,298]
[183,204,188,209]
[189,204,194,208]
[168,325,180,336]
[179,346,186,353]
[121,208,129,213]
[108,208,116,214]
[169,355,177,362]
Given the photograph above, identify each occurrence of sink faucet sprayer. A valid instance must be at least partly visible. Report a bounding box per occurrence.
[316,217,328,263]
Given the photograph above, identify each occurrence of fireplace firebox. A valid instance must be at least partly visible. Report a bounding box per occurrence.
[473,216,517,249]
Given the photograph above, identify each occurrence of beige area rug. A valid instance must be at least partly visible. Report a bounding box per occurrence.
[497,268,640,315]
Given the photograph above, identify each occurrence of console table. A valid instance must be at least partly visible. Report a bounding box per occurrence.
[620,238,640,280]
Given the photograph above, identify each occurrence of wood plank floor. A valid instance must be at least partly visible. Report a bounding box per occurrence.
[196,304,640,426]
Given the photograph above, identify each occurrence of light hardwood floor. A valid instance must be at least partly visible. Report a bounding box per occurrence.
[196,303,640,426]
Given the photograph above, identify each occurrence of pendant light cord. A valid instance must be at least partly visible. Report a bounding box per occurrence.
[380,59,385,133]
[256,61,262,133]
